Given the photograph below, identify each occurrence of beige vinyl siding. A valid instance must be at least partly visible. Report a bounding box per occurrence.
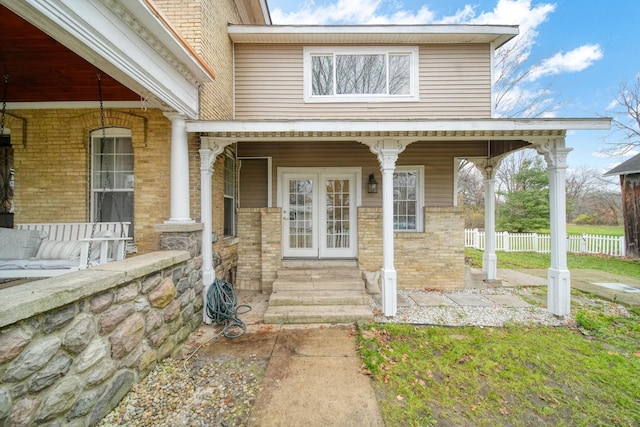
[237,140,490,207]
[239,158,269,207]
[234,44,492,120]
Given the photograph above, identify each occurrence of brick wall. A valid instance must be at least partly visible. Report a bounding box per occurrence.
[235,207,281,293]
[9,108,180,254]
[236,208,262,290]
[358,206,466,290]
[154,0,240,120]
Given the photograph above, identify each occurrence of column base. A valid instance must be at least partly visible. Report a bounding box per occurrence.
[482,253,498,280]
[547,267,571,316]
[164,218,195,224]
[381,268,397,317]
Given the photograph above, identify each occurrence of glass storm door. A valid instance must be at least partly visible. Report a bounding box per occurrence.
[282,171,357,258]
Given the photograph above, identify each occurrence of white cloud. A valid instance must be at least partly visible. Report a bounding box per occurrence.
[527,44,603,81]
[593,147,639,158]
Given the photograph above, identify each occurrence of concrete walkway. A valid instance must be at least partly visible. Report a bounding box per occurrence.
[190,268,639,426]
[499,268,640,308]
[194,292,384,427]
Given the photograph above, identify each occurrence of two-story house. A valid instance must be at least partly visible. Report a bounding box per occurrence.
[0,0,609,322]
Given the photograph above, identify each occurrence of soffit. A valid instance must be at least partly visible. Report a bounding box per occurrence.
[228,24,518,47]
[233,0,271,25]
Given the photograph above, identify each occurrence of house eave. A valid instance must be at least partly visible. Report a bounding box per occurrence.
[1,0,215,119]
[186,118,611,141]
[227,24,518,48]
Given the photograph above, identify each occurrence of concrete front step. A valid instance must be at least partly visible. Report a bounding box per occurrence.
[273,277,364,292]
[276,267,363,279]
[264,304,373,324]
[281,259,358,269]
[266,263,372,324]
[269,290,370,306]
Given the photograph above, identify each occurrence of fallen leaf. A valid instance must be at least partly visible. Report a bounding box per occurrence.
[471,405,477,411]
[396,395,404,401]
[401,354,409,362]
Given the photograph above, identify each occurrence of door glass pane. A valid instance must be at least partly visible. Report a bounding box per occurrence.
[289,179,313,249]
[325,179,350,249]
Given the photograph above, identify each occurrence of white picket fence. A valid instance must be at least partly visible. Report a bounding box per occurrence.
[464,229,626,257]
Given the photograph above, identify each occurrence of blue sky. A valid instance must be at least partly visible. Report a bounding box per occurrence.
[266,0,640,173]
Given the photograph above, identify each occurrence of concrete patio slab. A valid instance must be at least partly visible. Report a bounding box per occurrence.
[397,293,412,307]
[409,293,456,307]
[485,294,531,308]
[448,294,492,307]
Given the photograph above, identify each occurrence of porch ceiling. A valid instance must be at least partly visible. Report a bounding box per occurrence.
[1,1,214,118]
[0,5,137,103]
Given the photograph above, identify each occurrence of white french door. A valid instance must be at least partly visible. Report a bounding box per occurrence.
[280,168,359,258]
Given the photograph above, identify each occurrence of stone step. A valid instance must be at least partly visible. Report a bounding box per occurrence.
[272,277,364,292]
[276,267,362,279]
[263,304,373,324]
[269,290,370,306]
[281,259,358,269]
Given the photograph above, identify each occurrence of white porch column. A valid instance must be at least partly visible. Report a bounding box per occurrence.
[199,137,231,324]
[164,112,193,223]
[480,160,501,281]
[367,139,410,317]
[537,139,573,316]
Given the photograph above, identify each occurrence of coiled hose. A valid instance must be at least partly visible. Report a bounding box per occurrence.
[206,278,252,338]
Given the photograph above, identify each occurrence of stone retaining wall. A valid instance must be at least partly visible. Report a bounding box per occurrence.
[0,250,203,426]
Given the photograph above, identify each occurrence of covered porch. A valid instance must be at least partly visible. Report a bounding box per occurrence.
[189,118,610,319]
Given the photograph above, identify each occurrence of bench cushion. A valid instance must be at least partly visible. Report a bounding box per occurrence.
[0,228,46,260]
[35,240,83,260]
[0,259,80,270]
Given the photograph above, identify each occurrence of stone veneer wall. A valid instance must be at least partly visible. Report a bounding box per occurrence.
[236,208,281,293]
[358,206,466,290]
[0,251,203,426]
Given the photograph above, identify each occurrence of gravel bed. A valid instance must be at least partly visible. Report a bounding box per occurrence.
[98,348,267,427]
[373,287,630,327]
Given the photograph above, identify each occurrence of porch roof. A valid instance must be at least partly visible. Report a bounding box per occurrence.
[228,24,518,48]
[1,0,214,118]
[185,118,611,142]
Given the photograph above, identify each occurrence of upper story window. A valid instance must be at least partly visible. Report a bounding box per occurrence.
[304,46,419,102]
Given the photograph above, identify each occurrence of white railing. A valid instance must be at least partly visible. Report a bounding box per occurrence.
[464,229,626,257]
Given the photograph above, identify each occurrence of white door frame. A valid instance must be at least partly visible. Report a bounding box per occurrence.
[278,167,361,258]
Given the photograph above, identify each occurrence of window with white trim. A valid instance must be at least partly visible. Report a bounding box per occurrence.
[224,151,236,237]
[90,127,134,233]
[393,166,424,232]
[304,46,419,102]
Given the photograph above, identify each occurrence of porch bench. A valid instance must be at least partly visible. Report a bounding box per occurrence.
[0,222,131,278]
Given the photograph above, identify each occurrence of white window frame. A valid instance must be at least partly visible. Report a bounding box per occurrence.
[223,149,236,237]
[303,46,420,103]
[90,127,133,224]
[393,166,424,232]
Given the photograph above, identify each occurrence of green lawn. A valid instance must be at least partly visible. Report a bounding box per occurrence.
[465,248,640,279]
[359,307,640,426]
[540,225,624,236]
[358,249,640,426]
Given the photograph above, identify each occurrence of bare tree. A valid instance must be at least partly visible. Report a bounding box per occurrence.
[493,31,561,118]
[605,74,640,155]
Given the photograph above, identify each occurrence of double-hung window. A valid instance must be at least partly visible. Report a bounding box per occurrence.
[393,166,424,232]
[224,151,236,237]
[90,128,134,232]
[304,46,419,102]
